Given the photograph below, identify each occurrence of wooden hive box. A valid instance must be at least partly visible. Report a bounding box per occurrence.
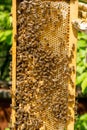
[12,0,78,130]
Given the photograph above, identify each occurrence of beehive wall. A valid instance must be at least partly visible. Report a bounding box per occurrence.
[12,0,78,130]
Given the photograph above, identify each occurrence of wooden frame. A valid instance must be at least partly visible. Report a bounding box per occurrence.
[12,0,78,129]
[12,0,17,128]
[67,0,78,130]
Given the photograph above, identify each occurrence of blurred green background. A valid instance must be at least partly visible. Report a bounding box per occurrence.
[76,32,87,95]
[0,0,87,129]
[0,0,12,82]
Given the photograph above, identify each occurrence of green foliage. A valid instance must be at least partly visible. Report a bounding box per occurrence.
[0,0,12,81]
[5,128,10,130]
[0,12,12,29]
[75,114,87,130]
[76,32,87,94]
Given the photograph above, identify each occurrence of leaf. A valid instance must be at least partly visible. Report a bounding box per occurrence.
[82,122,87,130]
[0,31,6,42]
[80,114,87,121]
[5,30,12,45]
[76,65,86,74]
[76,53,81,64]
[81,123,87,130]
[77,40,87,48]
[79,49,86,59]
[5,128,10,130]
[0,5,5,11]
[78,32,87,40]
[0,11,12,29]
[78,32,82,39]
[0,0,12,81]
[81,78,87,93]
[76,72,87,85]
[81,33,87,40]
[75,114,87,130]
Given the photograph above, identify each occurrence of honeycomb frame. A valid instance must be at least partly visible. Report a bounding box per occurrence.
[12,0,78,130]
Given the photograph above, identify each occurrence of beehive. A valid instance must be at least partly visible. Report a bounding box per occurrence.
[12,0,78,130]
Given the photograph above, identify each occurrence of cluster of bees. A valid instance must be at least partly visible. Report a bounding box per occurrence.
[12,0,76,129]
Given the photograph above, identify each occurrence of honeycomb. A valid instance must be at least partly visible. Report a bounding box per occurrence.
[11,0,77,130]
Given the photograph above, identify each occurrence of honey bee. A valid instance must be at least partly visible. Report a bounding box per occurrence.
[72,43,75,51]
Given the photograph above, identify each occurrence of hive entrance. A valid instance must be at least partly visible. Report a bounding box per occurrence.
[12,0,78,130]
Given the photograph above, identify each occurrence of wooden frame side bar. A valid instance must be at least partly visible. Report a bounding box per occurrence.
[67,0,78,130]
[12,0,17,128]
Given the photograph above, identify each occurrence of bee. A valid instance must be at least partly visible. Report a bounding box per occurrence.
[72,66,75,74]
[69,94,75,98]
[72,43,75,51]
[57,3,61,10]
[14,34,18,41]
